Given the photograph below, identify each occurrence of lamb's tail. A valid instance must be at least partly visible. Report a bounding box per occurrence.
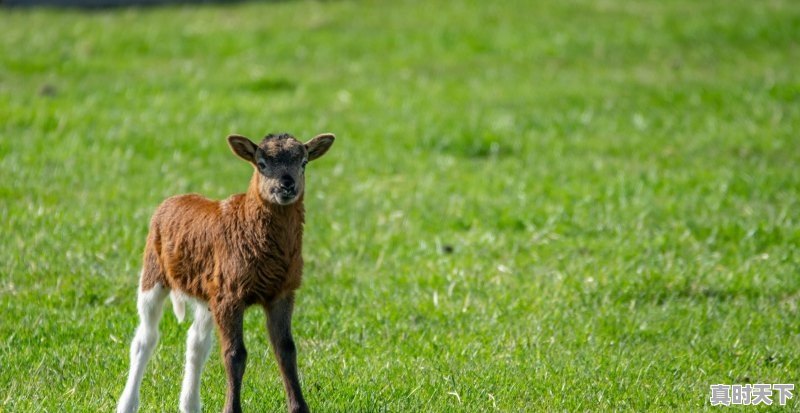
[170,290,186,323]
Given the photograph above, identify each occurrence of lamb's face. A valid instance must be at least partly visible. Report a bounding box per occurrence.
[254,135,308,206]
[227,132,335,206]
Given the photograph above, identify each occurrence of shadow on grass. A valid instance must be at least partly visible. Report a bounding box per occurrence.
[421,131,519,160]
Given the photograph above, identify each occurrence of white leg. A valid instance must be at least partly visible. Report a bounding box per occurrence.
[179,302,215,413]
[117,283,168,413]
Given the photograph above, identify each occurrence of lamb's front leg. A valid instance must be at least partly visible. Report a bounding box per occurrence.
[266,293,308,413]
[213,303,247,413]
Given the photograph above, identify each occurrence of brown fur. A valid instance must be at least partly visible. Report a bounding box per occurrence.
[136,132,334,413]
[140,176,305,305]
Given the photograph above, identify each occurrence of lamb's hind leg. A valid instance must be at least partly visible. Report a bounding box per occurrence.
[117,281,169,413]
[179,301,215,413]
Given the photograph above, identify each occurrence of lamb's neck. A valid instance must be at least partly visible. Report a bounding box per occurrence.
[244,174,305,235]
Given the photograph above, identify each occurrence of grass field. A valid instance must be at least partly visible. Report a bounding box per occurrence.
[1,0,799,411]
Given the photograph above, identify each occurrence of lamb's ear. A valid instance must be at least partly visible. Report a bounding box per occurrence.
[306,133,335,161]
[227,135,258,164]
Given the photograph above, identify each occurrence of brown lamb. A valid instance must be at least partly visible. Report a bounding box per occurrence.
[117,132,335,413]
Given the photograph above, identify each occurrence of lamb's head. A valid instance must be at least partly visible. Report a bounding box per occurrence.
[228,132,335,205]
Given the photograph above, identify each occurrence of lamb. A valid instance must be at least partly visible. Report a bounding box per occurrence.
[117,132,335,413]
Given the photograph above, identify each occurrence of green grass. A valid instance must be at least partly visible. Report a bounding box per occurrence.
[1,0,799,411]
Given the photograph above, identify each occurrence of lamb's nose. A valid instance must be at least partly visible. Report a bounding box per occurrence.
[279,175,294,190]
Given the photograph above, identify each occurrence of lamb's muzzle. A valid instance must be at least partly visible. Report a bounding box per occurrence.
[117,132,335,413]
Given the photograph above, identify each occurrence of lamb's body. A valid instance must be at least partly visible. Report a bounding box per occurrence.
[143,179,304,306]
[117,132,334,413]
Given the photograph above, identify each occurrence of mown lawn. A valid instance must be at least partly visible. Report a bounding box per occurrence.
[1,0,799,411]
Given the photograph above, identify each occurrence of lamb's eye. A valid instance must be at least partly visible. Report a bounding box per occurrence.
[257,159,267,170]
[301,160,308,169]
